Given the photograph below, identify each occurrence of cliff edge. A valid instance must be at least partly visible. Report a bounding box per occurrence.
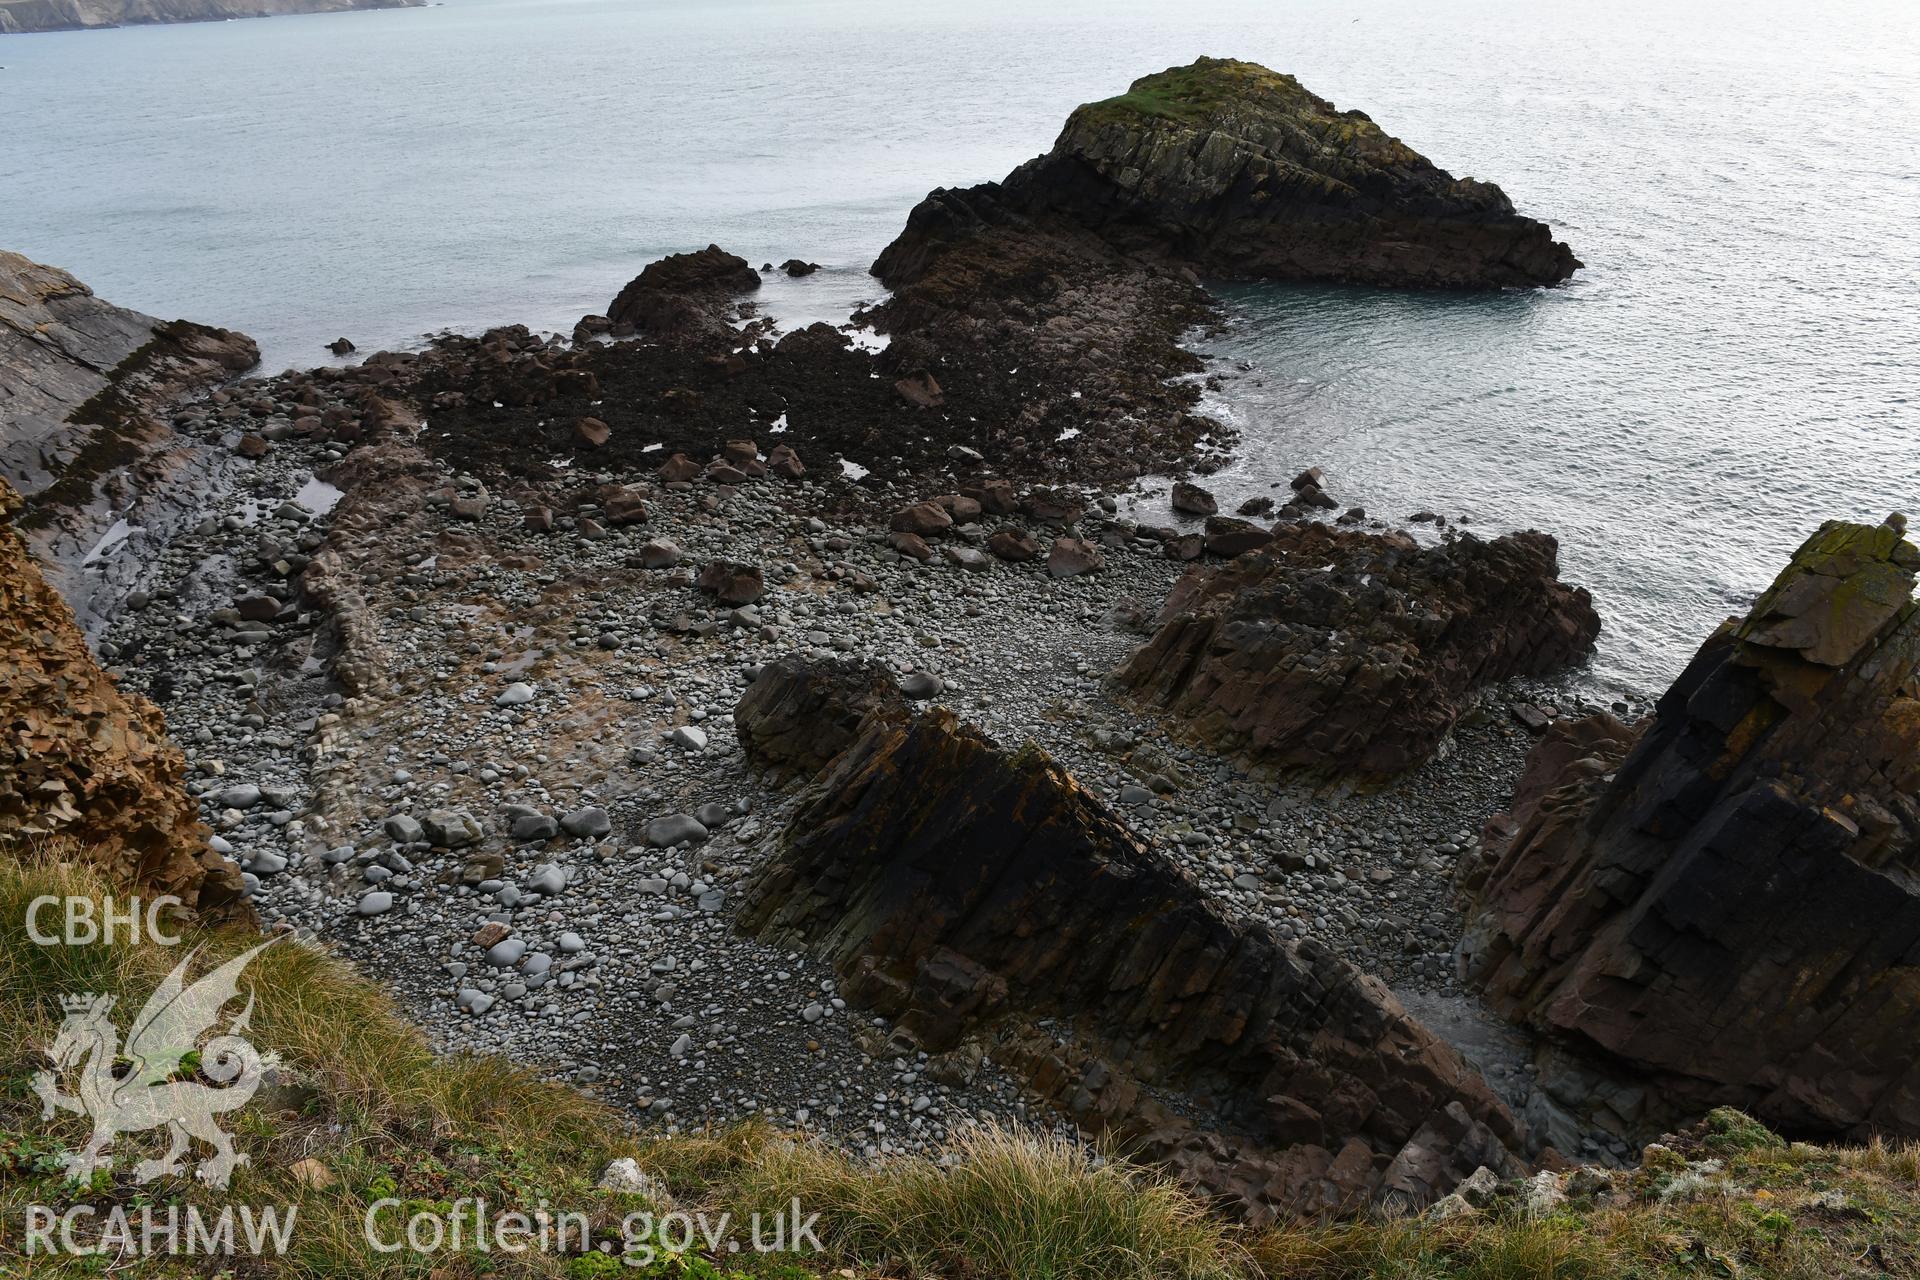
[0,476,246,917]
[0,0,417,33]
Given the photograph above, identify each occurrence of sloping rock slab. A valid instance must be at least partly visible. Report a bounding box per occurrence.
[739,706,1525,1221]
[1458,519,1920,1138]
[1,248,257,500]
[1,249,258,625]
[735,653,905,784]
[1115,523,1600,778]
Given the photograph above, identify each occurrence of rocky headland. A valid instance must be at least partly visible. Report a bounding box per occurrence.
[0,0,416,34]
[858,57,1578,484]
[875,56,1580,292]
[8,53,1912,1240]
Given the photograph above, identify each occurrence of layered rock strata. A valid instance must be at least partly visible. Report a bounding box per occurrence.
[1458,519,1920,1138]
[734,653,905,784]
[737,661,1526,1221]
[0,476,245,916]
[0,249,258,623]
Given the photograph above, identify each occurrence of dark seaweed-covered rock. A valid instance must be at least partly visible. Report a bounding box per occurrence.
[738,705,1527,1221]
[607,245,761,345]
[1459,519,1920,1139]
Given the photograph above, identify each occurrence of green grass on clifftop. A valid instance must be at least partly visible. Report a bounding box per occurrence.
[6,852,1920,1278]
[1072,56,1319,127]
[1066,55,1425,169]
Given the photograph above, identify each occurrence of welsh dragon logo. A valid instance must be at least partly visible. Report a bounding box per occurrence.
[32,941,280,1189]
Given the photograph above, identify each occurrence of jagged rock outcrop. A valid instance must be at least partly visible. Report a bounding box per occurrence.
[0,0,416,34]
[874,56,1578,293]
[735,654,905,783]
[1458,519,1920,1139]
[738,686,1527,1221]
[0,477,245,917]
[606,245,761,346]
[0,249,258,623]
[1115,523,1600,778]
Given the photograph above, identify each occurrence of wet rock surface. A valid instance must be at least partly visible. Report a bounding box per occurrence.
[0,248,259,626]
[1116,522,1601,778]
[1459,519,1920,1141]
[739,699,1527,1220]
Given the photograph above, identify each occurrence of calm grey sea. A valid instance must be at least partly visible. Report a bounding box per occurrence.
[2,0,1915,693]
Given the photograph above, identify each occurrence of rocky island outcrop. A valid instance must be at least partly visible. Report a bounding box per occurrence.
[859,57,1578,483]
[0,0,417,34]
[1458,518,1920,1140]
[1116,522,1601,778]
[738,656,1528,1221]
[874,56,1579,293]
